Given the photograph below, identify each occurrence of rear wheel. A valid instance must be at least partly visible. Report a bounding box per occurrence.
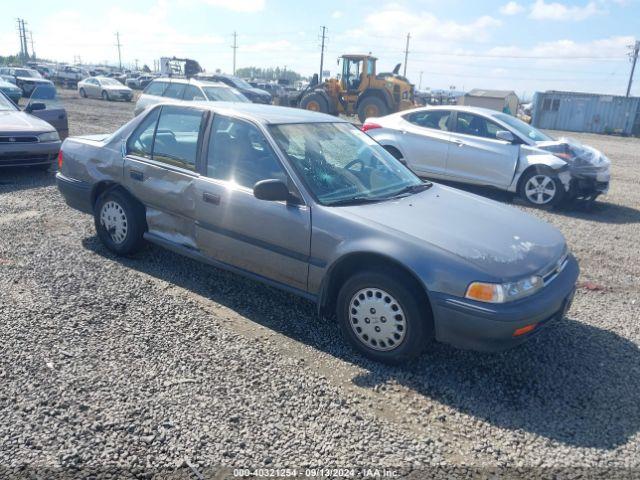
[357,96,388,123]
[101,90,110,101]
[337,268,432,364]
[94,188,146,255]
[519,167,565,208]
[300,91,329,114]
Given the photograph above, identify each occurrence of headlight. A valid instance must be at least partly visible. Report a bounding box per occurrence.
[38,131,60,142]
[465,275,543,303]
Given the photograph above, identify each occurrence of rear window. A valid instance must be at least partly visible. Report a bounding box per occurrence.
[144,81,168,96]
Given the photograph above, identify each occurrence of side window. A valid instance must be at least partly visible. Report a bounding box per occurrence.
[183,85,206,101]
[153,106,204,171]
[542,98,552,111]
[551,99,560,111]
[404,110,450,131]
[455,113,502,140]
[207,116,287,189]
[162,83,186,99]
[127,107,160,158]
[144,81,168,96]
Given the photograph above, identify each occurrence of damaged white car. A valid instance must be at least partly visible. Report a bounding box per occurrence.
[363,106,611,207]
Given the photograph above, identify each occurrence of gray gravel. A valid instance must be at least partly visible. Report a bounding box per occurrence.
[1,90,639,479]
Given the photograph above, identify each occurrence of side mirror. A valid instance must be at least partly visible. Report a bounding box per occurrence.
[25,102,46,113]
[253,179,290,202]
[496,130,515,143]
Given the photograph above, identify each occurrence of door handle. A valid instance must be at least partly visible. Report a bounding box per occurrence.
[203,192,220,205]
[452,139,465,147]
[129,169,143,181]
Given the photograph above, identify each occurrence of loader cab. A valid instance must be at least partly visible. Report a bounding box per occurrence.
[340,55,376,92]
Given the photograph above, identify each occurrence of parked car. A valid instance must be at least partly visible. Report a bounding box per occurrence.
[363,106,611,207]
[0,78,23,104]
[133,77,249,116]
[77,76,133,102]
[0,67,55,97]
[126,75,154,90]
[199,73,272,104]
[56,102,578,363]
[25,85,69,140]
[0,90,61,169]
[52,65,90,88]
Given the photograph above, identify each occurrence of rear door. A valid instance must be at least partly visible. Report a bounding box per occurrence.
[397,109,452,176]
[123,105,207,248]
[193,114,311,291]
[136,80,169,115]
[446,111,519,188]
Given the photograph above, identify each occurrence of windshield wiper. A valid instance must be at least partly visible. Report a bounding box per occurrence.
[326,196,386,206]
[386,182,433,198]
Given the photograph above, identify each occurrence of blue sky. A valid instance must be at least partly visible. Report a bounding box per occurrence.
[2,0,639,97]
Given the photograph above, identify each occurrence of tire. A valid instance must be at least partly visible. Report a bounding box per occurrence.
[102,90,110,101]
[518,167,565,208]
[336,268,433,364]
[299,91,329,114]
[79,88,86,98]
[94,188,146,255]
[357,96,389,123]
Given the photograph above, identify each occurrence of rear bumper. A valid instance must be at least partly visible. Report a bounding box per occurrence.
[431,255,579,352]
[56,172,94,214]
[0,141,60,167]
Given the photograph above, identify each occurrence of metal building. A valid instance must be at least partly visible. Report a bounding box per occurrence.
[531,90,640,136]
[457,89,519,115]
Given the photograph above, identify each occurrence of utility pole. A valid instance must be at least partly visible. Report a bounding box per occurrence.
[626,40,639,97]
[418,71,423,90]
[28,30,35,60]
[134,59,139,70]
[16,19,29,63]
[16,19,24,61]
[319,26,327,82]
[403,33,411,77]
[231,32,238,75]
[115,32,123,71]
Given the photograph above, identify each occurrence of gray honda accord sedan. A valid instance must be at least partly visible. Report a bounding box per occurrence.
[56,102,578,363]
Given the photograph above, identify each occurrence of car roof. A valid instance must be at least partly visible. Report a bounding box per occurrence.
[402,105,504,117]
[153,100,347,125]
[150,77,229,88]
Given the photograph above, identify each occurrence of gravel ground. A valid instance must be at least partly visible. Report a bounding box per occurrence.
[1,90,639,479]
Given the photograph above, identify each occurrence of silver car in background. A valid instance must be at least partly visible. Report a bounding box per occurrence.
[364,106,611,207]
[56,102,578,363]
[77,76,133,102]
[134,77,249,116]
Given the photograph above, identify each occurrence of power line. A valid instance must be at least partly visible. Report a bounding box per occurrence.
[403,33,410,77]
[319,26,327,82]
[626,40,639,97]
[232,31,238,75]
[115,32,123,71]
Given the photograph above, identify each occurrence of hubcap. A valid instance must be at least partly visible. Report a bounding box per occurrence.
[307,100,320,111]
[525,175,556,205]
[348,288,407,352]
[365,105,379,117]
[100,201,128,244]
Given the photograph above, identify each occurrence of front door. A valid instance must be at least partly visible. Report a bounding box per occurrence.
[123,105,206,248]
[194,114,311,291]
[446,111,519,188]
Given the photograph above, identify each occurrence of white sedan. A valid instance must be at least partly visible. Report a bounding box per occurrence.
[77,76,133,102]
[363,106,610,207]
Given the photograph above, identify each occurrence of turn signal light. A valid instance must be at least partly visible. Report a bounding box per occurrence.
[465,282,502,303]
[57,150,63,169]
[513,323,538,337]
[362,122,382,132]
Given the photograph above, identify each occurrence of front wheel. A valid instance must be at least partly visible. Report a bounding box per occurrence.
[94,188,146,255]
[79,88,87,98]
[299,91,329,114]
[519,167,565,208]
[337,269,432,364]
[101,90,110,101]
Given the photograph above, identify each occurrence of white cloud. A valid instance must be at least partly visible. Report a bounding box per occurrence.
[487,35,633,60]
[332,10,343,19]
[348,6,501,42]
[529,0,603,21]
[198,0,265,13]
[500,1,525,15]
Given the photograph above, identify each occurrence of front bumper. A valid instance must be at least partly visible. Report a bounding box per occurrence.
[108,90,133,101]
[430,254,579,352]
[0,141,61,167]
[568,166,610,199]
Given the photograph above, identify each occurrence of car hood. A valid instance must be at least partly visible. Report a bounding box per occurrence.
[0,111,54,133]
[339,184,566,280]
[17,77,52,84]
[534,138,610,170]
[244,87,271,98]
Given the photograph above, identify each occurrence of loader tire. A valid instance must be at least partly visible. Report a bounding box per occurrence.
[300,92,329,114]
[357,96,388,123]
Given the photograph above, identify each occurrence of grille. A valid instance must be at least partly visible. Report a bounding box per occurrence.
[541,253,569,286]
[0,136,38,143]
[0,153,52,165]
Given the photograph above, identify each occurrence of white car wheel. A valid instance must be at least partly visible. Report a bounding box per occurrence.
[100,200,128,244]
[524,174,557,205]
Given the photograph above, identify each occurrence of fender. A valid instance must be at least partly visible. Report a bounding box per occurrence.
[508,150,570,193]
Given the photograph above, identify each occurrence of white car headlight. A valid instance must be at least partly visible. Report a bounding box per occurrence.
[465,275,543,303]
[38,131,60,142]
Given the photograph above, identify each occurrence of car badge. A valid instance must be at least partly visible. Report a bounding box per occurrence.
[9,137,16,142]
